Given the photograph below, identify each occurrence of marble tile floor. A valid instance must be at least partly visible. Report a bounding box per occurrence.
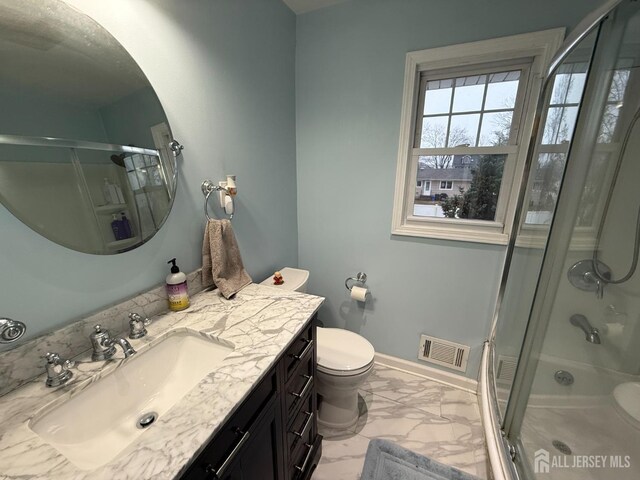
[311,364,489,480]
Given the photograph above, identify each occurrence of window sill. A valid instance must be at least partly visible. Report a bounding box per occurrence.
[391,223,509,245]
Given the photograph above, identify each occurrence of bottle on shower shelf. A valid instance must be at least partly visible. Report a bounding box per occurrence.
[113,183,125,204]
[120,212,132,239]
[102,178,116,205]
[110,214,125,241]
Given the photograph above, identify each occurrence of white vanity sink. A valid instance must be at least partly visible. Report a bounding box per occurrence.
[30,331,234,470]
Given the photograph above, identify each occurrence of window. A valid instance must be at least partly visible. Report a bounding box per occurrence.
[524,62,631,229]
[392,29,565,244]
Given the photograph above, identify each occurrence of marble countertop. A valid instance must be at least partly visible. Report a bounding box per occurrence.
[0,284,324,480]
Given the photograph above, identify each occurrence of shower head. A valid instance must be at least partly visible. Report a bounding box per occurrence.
[110,153,126,167]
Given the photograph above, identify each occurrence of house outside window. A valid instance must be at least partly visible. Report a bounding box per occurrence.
[392,29,565,244]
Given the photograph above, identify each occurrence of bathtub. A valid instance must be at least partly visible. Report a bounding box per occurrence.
[481,341,640,480]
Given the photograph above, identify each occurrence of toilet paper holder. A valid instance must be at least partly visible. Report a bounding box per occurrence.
[345,272,368,292]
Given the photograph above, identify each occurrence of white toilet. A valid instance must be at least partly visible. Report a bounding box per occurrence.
[260,267,375,429]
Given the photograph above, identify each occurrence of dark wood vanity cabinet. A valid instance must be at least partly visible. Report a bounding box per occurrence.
[181,318,322,480]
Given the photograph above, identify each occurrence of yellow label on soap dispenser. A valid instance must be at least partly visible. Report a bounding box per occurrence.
[167,281,190,311]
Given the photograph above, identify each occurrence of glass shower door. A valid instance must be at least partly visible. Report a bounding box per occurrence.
[491,30,597,420]
[502,2,640,478]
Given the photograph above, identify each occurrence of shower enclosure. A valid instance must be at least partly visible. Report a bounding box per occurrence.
[483,0,640,478]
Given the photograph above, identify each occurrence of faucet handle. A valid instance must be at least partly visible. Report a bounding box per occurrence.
[91,324,108,336]
[583,271,604,299]
[45,352,60,364]
[90,325,117,361]
[128,312,151,339]
[90,324,112,347]
[128,312,151,325]
[44,352,74,387]
[44,352,75,367]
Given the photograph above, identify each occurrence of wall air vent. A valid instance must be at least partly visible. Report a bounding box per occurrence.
[418,335,469,372]
[496,355,518,385]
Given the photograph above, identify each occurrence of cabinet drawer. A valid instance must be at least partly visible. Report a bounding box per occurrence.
[182,369,277,479]
[287,391,314,455]
[285,356,314,417]
[283,324,314,382]
[289,434,323,480]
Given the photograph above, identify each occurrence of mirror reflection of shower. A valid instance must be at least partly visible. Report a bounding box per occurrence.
[109,148,173,244]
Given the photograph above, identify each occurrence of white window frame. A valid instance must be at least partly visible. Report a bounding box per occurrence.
[440,181,453,190]
[391,29,565,245]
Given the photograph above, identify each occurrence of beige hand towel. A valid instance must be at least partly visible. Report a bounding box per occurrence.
[202,219,252,299]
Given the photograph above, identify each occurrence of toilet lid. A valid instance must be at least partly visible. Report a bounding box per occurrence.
[317,328,375,376]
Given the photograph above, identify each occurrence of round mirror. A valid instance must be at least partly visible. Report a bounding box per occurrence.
[0,0,181,254]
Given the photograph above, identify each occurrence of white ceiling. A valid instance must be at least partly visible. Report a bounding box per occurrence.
[282,0,350,14]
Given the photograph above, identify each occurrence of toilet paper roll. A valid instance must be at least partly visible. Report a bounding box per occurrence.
[351,285,369,302]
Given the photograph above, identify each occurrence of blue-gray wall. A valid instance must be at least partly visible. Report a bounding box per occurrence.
[0,0,297,343]
[295,0,601,378]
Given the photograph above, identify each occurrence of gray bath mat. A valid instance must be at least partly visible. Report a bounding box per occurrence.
[361,439,479,480]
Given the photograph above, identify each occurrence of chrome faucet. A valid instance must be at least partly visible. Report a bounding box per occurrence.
[570,314,601,344]
[128,312,151,339]
[44,352,75,387]
[89,325,136,361]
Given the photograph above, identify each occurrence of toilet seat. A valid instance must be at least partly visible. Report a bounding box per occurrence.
[317,328,375,377]
[317,361,373,377]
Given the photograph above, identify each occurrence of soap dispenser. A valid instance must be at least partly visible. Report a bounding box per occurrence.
[166,258,190,311]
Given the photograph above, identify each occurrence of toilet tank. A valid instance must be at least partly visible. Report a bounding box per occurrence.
[260,267,309,293]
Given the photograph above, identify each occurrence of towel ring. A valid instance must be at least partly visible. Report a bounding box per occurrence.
[202,180,233,220]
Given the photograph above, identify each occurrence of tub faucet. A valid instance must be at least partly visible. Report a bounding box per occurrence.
[570,314,601,344]
[90,325,136,361]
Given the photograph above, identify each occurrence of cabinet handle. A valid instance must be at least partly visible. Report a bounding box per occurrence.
[291,339,314,361]
[292,411,314,438]
[289,375,313,399]
[295,442,316,473]
[205,428,250,479]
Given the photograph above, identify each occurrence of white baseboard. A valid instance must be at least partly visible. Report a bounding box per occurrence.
[374,352,478,394]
